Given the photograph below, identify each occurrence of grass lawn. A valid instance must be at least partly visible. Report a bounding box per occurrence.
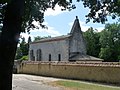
[51,80,120,90]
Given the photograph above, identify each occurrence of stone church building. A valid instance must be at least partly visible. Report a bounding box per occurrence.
[29,17,102,62]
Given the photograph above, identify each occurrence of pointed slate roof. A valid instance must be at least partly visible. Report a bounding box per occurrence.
[70,16,82,34]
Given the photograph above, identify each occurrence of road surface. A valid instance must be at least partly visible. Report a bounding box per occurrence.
[13,74,120,90]
[12,74,63,90]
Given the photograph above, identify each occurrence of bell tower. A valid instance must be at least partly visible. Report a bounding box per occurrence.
[69,16,87,59]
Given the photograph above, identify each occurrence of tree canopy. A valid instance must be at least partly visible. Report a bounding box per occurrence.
[33,35,51,41]
[15,36,29,60]
[99,23,120,61]
[0,0,75,32]
[84,23,120,62]
[80,0,120,23]
[83,27,100,57]
[0,0,120,33]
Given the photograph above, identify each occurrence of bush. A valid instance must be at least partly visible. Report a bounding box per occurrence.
[20,55,28,61]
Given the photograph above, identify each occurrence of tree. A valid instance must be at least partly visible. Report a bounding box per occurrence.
[15,36,31,60]
[0,1,72,89]
[28,36,32,44]
[33,36,43,41]
[99,23,120,61]
[79,0,120,24]
[33,35,51,41]
[83,27,101,57]
[20,37,28,56]
[0,0,24,90]
[15,47,22,60]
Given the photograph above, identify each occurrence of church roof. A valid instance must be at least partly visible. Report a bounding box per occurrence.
[30,34,71,44]
[70,16,82,34]
[69,54,103,61]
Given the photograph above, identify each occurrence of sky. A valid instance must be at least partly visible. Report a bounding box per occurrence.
[21,1,117,41]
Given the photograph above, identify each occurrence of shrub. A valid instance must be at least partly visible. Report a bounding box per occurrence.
[20,55,28,61]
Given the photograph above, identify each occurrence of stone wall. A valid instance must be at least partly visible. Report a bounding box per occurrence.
[18,62,120,84]
[29,39,69,61]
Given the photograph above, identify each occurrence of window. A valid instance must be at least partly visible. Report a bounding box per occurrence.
[36,49,42,61]
[58,54,61,61]
[30,50,35,61]
[49,54,51,61]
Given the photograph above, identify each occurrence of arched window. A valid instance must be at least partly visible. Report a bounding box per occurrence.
[36,49,42,61]
[30,50,35,61]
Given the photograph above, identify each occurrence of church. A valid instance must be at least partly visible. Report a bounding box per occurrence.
[29,16,102,62]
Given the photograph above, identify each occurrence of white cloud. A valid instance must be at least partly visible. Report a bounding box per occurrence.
[95,27,104,32]
[20,34,28,43]
[40,27,61,36]
[32,21,61,36]
[29,21,61,39]
[45,5,68,16]
[30,26,61,36]
[21,21,61,41]
[20,33,32,42]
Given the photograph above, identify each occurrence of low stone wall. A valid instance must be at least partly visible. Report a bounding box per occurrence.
[18,61,120,85]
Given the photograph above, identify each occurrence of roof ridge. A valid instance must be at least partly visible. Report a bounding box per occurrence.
[31,35,71,44]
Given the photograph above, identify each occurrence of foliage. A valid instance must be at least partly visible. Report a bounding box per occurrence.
[20,55,28,60]
[83,27,100,57]
[84,23,120,61]
[15,37,29,60]
[118,55,120,60]
[20,37,29,56]
[33,35,51,41]
[15,36,51,60]
[15,47,22,59]
[0,0,120,32]
[99,23,120,61]
[99,47,113,61]
[0,0,75,32]
[28,36,32,44]
[80,0,120,24]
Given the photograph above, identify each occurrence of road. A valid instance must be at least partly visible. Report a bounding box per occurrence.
[12,74,64,90]
[13,74,120,90]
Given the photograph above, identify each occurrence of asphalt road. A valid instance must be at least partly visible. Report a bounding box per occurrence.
[12,74,63,90]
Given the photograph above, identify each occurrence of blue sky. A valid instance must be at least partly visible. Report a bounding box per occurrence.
[21,2,117,41]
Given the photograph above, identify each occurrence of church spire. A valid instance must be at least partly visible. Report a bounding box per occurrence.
[69,16,87,55]
[70,16,82,34]
[76,16,78,19]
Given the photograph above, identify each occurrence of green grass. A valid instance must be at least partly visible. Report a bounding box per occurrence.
[54,80,120,90]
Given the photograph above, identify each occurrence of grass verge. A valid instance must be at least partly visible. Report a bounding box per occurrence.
[50,80,120,90]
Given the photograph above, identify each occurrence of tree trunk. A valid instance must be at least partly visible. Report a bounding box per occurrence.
[0,0,24,90]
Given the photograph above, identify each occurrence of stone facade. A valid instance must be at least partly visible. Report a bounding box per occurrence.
[29,16,102,62]
[29,36,69,61]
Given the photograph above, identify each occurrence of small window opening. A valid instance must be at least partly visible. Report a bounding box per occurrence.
[58,54,61,61]
[49,54,51,61]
